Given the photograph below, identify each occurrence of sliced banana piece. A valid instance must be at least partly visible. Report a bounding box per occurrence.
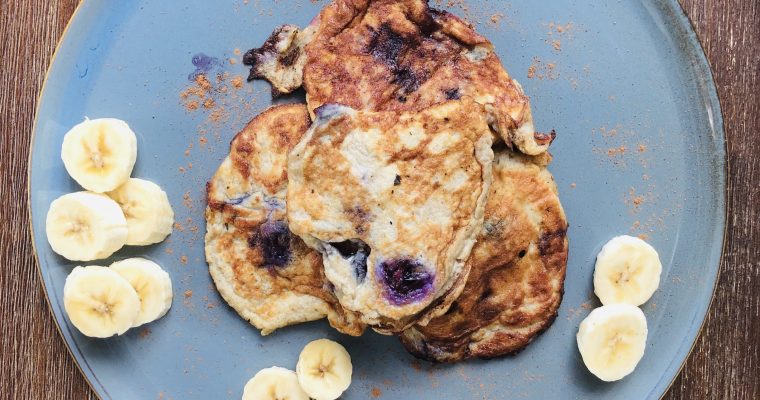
[594,235,662,306]
[110,258,173,327]
[576,304,648,382]
[61,118,137,193]
[107,178,174,246]
[45,192,128,261]
[63,265,141,338]
[242,367,309,400]
[296,339,352,400]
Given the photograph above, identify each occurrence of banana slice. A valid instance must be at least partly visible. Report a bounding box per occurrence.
[45,192,128,261]
[110,258,173,327]
[107,178,174,246]
[576,304,648,382]
[61,118,137,193]
[296,339,352,400]
[242,367,309,400]
[594,235,662,306]
[63,265,141,338]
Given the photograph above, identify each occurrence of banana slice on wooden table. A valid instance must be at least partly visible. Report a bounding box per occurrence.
[61,118,137,193]
[63,265,140,338]
[110,258,173,327]
[45,191,128,261]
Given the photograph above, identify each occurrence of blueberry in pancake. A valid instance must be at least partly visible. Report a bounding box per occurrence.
[287,99,494,334]
[244,0,553,155]
[399,149,568,362]
[205,104,365,336]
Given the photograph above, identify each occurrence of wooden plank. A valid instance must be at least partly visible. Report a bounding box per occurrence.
[0,0,756,398]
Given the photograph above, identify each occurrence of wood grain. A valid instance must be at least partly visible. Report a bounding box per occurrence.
[0,0,757,399]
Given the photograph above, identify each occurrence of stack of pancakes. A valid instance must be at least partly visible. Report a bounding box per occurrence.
[205,0,568,362]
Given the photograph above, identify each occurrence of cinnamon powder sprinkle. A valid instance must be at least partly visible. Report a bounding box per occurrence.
[184,290,193,298]
[371,387,382,398]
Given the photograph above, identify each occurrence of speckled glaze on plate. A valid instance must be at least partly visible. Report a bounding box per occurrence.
[28,1,725,399]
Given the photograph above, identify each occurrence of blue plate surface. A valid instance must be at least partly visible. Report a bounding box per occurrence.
[29,1,725,399]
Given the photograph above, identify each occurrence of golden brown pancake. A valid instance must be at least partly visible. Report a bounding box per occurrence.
[205,104,365,336]
[287,99,493,334]
[399,149,568,361]
[244,0,553,155]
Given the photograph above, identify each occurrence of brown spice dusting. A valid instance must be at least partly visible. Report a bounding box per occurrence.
[174,222,185,232]
[179,167,186,173]
[229,58,237,65]
[184,290,193,298]
[489,13,504,26]
[638,144,648,153]
[233,48,241,55]
[196,74,212,91]
[410,360,423,372]
[607,146,626,158]
[638,233,650,241]
[551,40,562,51]
[203,98,216,109]
[570,183,577,189]
[232,75,244,88]
[371,387,382,398]
[183,192,193,209]
[180,255,188,265]
[139,328,152,339]
[186,100,199,111]
[164,247,174,255]
[527,57,559,80]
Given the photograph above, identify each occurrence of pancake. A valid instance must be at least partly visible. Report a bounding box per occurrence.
[205,104,365,336]
[244,0,553,155]
[287,99,493,333]
[399,149,568,362]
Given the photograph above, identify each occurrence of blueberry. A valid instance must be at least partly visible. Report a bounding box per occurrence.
[314,104,347,121]
[328,239,370,282]
[377,258,433,305]
[226,194,250,205]
[249,221,291,267]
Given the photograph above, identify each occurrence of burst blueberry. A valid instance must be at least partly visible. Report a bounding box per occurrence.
[249,220,291,267]
[377,258,434,305]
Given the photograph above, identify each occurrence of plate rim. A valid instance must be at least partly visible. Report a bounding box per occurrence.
[26,1,728,399]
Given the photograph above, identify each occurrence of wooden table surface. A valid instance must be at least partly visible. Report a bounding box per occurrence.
[1,0,758,399]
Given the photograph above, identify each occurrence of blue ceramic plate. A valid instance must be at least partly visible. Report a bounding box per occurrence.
[29,1,725,399]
